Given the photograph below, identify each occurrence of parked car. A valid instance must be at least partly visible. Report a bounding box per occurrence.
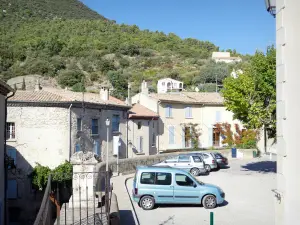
[210,152,229,169]
[186,153,218,172]
[153,154,207,176]
[132,166,225,210]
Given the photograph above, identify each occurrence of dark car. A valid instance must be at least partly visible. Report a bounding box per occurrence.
[210,152,228,169]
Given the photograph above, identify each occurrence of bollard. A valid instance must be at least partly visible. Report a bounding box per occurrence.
[210,212,214,225]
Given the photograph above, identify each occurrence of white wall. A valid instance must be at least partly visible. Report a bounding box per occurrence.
[275,0,300,224]
[0,95,5,225]
[131,93,158,113]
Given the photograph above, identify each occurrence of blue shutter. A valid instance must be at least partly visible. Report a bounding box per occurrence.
[216,111,221,123]
[7,180,17,199]
[208,127,213,147]
[94,141,100,155]
[112,115,120,132]
[7,149,17,168]
[169,105,172,117]
[169,126,175,144]
[75,144,80,152]
[165,106,170,117]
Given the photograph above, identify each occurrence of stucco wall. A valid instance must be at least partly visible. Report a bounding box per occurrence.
[0,95,5,225]
[131,93,158,113]
[127,119,158,158]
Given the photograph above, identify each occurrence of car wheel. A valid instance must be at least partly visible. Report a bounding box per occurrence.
[202,195,217,209]
[140,196,155,210]
[190,168,200,176]
[205,164,211,172]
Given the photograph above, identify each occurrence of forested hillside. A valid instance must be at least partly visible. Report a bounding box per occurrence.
[0,0,248,99]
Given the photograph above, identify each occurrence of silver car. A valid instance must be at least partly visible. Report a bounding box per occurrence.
[189,153,218,172]
[154,154,207,176]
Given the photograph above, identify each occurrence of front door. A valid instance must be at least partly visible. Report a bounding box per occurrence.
[173,173,200,204]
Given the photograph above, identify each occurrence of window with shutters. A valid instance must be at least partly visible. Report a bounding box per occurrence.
[6,122,15,140]
[169,126,175,144]
[185,106,192,118]
[112,115,120,132]
[91,119,99,135]
[165,105,172,118]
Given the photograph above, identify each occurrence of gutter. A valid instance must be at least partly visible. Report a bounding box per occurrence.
[68,104,73,161]
[4,91,15,225]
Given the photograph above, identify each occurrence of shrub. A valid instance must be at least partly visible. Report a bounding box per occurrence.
[57,69,84,88]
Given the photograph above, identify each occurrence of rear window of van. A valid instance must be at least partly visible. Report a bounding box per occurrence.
[140,172,172,185]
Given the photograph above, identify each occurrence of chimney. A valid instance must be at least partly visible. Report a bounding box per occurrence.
[141,80,149,95]
[127,83,132,106]
[34,78,42,91]
[100,86,109,101]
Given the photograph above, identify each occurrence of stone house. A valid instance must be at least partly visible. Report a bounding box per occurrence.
[132,81,243,151]
[5,84,130,224]
[127,103,159,157]
[0,79,14,225]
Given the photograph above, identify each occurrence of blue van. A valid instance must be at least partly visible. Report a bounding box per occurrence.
[132,166,225,210]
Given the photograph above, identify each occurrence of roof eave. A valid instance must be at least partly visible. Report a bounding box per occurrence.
[0,80,14,96]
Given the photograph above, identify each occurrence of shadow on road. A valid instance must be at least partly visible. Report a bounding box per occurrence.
[120,210,136,225]
[156,200,229,209]
[241,161,277,173]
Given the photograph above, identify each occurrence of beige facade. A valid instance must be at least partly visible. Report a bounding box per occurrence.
[132,85,242,151]
[0,79,14,225]
[274,0,300,224]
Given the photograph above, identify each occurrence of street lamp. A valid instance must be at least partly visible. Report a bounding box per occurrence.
[265,0,276,17]
[105,118,110,172]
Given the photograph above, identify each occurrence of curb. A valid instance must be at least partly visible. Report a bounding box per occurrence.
[110,192,120,225]
[125,176,140,225]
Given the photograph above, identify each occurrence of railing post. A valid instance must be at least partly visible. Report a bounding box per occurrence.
[210,212,214,225]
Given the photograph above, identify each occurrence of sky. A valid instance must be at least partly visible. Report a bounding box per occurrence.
[81,0,275,55]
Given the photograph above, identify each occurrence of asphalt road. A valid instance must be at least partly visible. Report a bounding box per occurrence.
[126,157,276,225]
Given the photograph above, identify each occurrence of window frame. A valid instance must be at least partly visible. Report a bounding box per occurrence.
[112,114,120,132]
[6,122,16,140]
[165,105,173,118]
[178,155,191,163]
[192,155,203,163]
[77,118,82,131]
[175,173,195,187]
[140,172,172,186]
[91,119,99,135]
[137,121,142,129]
[185,106,192,119]
[140,172,156,185]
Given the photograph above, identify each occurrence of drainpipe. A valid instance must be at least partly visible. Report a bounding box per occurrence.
[4,91,15,225]
[68,104,73,161]
[157,100,161,154]
[126,111,129,158]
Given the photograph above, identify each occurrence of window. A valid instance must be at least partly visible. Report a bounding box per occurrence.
[155,173,172,185]
[140,172,155,184]
[91,119,98,135]
[162,82,165,86]
[175,174,194,187]
[7,180,17,199]
[165,156,178,163]
[202,153,209,159]
[178,155,190,163]
[7,149,17,168]
[75,143,80,152]
[137,136,143,153]
[137,121,142,129]
[215,111,221,122]
[112,115,120,132]
[77,118,82,131]
[94,140,100,156]
[152,133,156,147]
[213,128,220,146]
[140,172,172,185]
[192,156,203,163]
[165,105,172,118]
[6,122,15,139]
[168,126,175,144]
[185,106,192,118]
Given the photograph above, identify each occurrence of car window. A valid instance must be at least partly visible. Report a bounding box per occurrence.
[215,153,222,159]
[192,156,203,162]
[175,174,194,187]
[178,155,190,163]
[155,172,172,185]
[165,156,178,163]
[140,172,155,184]
[202,154,209,159]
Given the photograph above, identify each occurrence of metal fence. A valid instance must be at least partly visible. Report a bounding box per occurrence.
[33,171,112,225]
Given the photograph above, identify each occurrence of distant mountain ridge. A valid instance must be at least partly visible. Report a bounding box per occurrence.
[0,0,107,20]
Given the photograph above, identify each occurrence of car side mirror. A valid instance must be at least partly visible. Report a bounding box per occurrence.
[193,183,197,188]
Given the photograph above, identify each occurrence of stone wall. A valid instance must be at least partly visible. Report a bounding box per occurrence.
[96,149,257,175]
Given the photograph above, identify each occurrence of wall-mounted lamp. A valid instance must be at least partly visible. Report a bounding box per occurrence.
[265,0,276,17]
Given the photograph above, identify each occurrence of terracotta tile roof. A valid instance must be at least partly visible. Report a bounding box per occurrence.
[129,103,159,119]
[149,92,224,105]
[8,88,128,107]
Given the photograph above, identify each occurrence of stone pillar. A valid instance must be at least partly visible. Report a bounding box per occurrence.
[69,151,99,208]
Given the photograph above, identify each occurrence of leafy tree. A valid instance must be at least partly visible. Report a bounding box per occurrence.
[57,69,84,88]
[222,46,276,138]
[107,70,128,100]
